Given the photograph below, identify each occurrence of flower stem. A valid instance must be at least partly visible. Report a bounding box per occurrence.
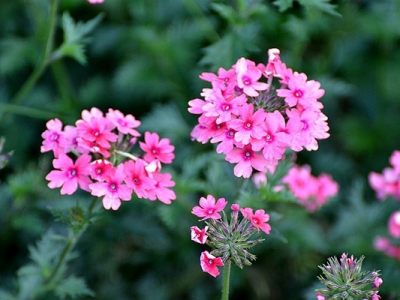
[11,0,58,106]
[221,260,231,300]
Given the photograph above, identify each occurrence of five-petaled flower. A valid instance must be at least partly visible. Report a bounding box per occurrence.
[191,195,227,221]
[190,226,208,244]
[240,208,271,234]
[200,251,224,277]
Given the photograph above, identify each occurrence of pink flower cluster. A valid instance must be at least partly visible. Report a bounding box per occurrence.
[374,210,400,261]
[188,48,329,178]
[41,107,176,210]
[369,150,400,200]
[190,195,271,277]
[280,164,339,211]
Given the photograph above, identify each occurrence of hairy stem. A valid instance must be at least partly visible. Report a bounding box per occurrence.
[221,260,231,300]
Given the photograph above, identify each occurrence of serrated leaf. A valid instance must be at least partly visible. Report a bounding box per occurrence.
[62,12,104,44]
[211,3,237,25]
[273,0,294,12]
[59,43,86,64]
[54,275,94,299]
[298,0,341,17]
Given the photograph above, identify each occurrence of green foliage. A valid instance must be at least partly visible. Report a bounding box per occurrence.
[56,12,104,64]
[273,0,341,16]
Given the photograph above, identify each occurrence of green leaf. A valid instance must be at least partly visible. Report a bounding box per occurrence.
[298,0,341,17]
[54,275,95,299]
[272,0,294,12]
[211,3,237,25]
[55,12,104,64]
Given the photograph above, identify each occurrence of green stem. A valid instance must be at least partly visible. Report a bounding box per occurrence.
[221,260,231,300]
[11,0,58,106]
[44,197,99,288]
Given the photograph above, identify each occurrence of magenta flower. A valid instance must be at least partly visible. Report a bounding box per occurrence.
[191,195,227,221]
[139,132,175,164]
[76,115,117,149]
[124,159,156,199]
[46,153,92,195]
[277,72,309,107]
[388,211,400,239]
[89,160,115,181]
[89,164,132,210]
[41,118,66,157]
[240,208,271,234]
[190,226,208,244]
[200,251,224,277]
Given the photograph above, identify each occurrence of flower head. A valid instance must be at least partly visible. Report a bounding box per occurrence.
[240,208,271,234]
[200,251,224,277]
[191,195,227,221]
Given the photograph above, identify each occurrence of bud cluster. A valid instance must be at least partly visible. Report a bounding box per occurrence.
[190,195,271,277]
[316,253,382,300]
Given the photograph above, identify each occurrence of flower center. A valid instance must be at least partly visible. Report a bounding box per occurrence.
[294,90,303,98]
[242,76,251,86]
[208,259,214,265]
[133,178,140,184]
[50,133,59,141]
[223,104,230,111]
[245,122,251,129]
[207,209,214,214]
[244,151,251,159]
[110,183,116,191]
[152,149,158,154]
[266,134,271,141]
[93,131,99,137]
[68,169,77,178]
[96,168,102,174]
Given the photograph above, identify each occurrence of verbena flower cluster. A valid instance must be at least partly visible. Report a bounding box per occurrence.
[368,150,400,261]
[190,195,271,277]
[41,107,176,210]
[188,48,329,178]
[316,253,382,300]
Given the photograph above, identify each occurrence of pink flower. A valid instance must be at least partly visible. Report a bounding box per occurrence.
[106,109,141,137]
[89,164,132,210]
[124,159,156,199]
[240,208,271,234]
[89,160,115,181]
[373,277,383,288]
[147,172,176,204]
[46,153,92,195]
[229,103,266,145]
[277,72,310,107]
[374,236,391,252]
[371,294,381,300]
[225,144,268,178]
[41,118,66,157]
[76,114,117,149]
[390,150,400,174]
[316,292,325,300]
[200,251,224,277]
[88,0,104,4]
[139,132,175,164]
[190,226,208,244]
[235,58,268,97]
[388,211,400,238]
[191,195,227,221]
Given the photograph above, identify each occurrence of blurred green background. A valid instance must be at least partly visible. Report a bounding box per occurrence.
[1,0,400,299]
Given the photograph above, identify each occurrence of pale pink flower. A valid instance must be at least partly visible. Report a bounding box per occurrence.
[139,132,175,164]
[89,164,132,210]
[191,195,227,221]
[106,109,141,137]
[188,98,207,114]
[230,103,266,145]
[388,211,400,238]
[124,159,156,199]
[235,58,268,97]
[190,226,208,244]
[200,251,224,277]
[240,207,271,234]
[225,144,267,178]
[46,153,92,195]
[41,118,66,157]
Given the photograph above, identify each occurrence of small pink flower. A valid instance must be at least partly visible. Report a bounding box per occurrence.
[390,150,400,174]
[373,277,383,288]
[106,109,141,137]
[316,292,325,300]
[200,251,224,277]
[190,226,208,244]
[89,160,115,181]
[46,153,92,195]
[231,204,240,211]
[240,208,271,234]
[388,211,400,238]
[89,164,132,210]
[225,144,267,178]
[371,293,381,300]
[235,58,268,97]
[124,159,156,199]
[41,118,66,157]
[87,0,104,4]
[191,195,227,221]
[147,172,176,204]
[139,132,175,164]
[374,236,391,252]
[76,114,117,149]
